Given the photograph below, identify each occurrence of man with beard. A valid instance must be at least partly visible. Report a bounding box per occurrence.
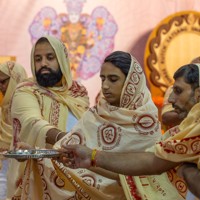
[161,56,200,131]
[161,57,200,200]
[6,35,89,199]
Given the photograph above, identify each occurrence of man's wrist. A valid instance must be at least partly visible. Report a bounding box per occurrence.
[95,150,104,168]
[56,132,66,142]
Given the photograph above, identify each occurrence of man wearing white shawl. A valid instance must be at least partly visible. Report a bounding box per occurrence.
[61,63,200,200]
[10,51,162,199]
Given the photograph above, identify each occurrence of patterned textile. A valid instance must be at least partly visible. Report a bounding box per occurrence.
[0,61,27,200]
[0,61,27,154]
[117,68,200,199]
[154,102,200,200]
[119,64,200,200]
[7,54,162,200]
[149,63,200,200]
[7,36,89,199]
[53,55,162,200]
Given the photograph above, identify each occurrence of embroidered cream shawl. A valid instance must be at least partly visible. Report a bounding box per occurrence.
[125,64,200,200]
[7,36,89,199]
[54,55,162,200]
[0,61,27,168]
[13,54,162,200]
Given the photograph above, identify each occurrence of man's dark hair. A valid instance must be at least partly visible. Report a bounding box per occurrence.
[173,64,199,90]
[35,37,49,45]
[104,51,131,77]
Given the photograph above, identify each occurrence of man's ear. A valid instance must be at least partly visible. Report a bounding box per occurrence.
[194,87,200,102]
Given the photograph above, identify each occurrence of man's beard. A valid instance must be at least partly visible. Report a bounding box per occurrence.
[36,67,62,87]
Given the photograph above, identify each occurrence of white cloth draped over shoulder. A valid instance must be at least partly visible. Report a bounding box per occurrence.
[52,55,162,200]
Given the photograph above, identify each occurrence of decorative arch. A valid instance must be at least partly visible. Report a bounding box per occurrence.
[144,11,200,98]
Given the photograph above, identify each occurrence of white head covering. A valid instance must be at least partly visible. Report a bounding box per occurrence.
[0,61,27,167]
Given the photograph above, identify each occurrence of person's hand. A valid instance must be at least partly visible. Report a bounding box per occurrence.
[14,142,33,162]
[58,144,92,169]
[15,142,32,150]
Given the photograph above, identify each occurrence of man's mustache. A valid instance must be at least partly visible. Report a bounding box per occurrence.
[172,104,183,111]
[38,67,53,73]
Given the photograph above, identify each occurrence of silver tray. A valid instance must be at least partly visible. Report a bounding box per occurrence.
[4,149,60,159]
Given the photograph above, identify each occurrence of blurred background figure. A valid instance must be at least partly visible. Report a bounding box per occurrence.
[0,61,27,200]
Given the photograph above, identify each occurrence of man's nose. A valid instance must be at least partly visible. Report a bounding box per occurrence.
[41,58,48,67]
[168,92,175,104]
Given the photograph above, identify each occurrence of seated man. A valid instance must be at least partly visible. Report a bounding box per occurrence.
[7,35,89,199]
[11,51,162,200]
[161,56,200,199]
[61,63,200,199]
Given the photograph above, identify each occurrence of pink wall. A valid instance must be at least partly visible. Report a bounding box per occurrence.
[0,0,199,105]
